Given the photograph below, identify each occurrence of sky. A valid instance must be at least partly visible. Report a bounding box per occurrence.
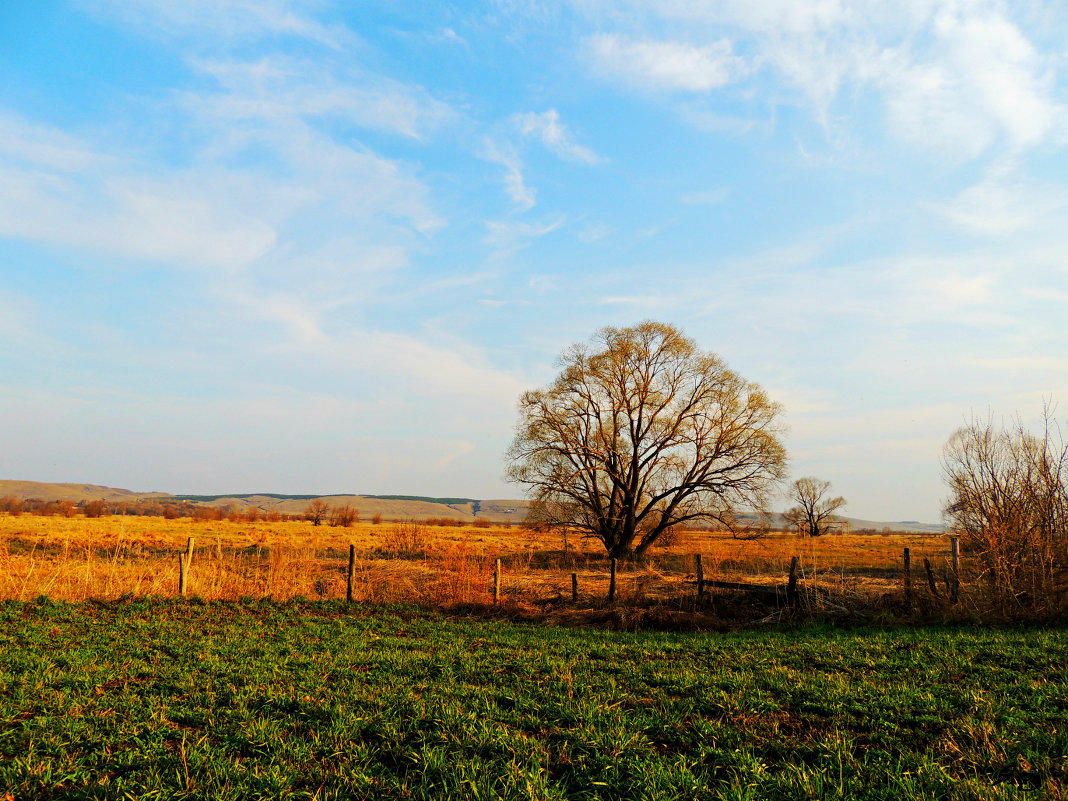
[1,0,1066,522]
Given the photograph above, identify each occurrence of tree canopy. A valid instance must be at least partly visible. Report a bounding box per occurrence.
[507,321,787,557]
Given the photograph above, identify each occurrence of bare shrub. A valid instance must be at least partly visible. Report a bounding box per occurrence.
[191,505,221,521]
[472,519,492,529]
[943,407,1068,611]
[654,525,681,548]
[371,513,382,525]
[330,505,358,528]
[1,496,22,516]
[83,500,108,518]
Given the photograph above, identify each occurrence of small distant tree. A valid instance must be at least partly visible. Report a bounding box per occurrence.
[783,477,846,537]
[371,513,383,525]
[330,505,358,528]
[305,499,329,526]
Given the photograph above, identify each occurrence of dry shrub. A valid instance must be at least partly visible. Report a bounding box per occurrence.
[472,519,492,529]
[426,517,459,527]
[943,409,1068,612]
[191,505,222,521]
[383,521,427,557]
[371,513,382,525]
[32,500,77,518]
[83,500,108,518]
[330,505,358,528]
[655,525,681,548]
[432,538,491,604]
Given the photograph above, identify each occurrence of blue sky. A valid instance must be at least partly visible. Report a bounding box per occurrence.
[2,0,1066,521]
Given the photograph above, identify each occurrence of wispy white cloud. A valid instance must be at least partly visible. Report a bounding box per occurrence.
[78,0,353,49]
[571,0,1064,161]
[577,221,614,243]
[936,169,1068,236]
[0,113,103,171]
[587,34,744,92]
[512,109,601,164]
[187,56,457,141]
[0,108,439,273]
[877,9,1057,157]
[484,215,565,255]
[482,138,536,210]
[0,155,277,271]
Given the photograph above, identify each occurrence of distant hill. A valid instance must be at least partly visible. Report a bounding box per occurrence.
[0,479,942,531]
[0,480,167,503]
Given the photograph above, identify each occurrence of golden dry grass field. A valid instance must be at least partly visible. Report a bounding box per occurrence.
[0,512,957,616]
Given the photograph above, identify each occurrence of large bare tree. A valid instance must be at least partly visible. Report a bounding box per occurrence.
[507,321,787,558]
[782,477,846,537]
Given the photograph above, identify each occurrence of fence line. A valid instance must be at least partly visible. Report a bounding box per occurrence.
[3,533,971,609]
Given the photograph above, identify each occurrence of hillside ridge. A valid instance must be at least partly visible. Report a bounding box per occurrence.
[0,479,943,531]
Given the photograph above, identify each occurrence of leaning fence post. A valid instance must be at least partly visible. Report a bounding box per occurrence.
[903,547,912,604]
[950,536,960,604]
[924,557,939,596]
[346,544,356,603]
[695,554,705,597]
[786,556,799,607]
[493,558,501,603]
[608,558,617,604]
[571,572,578,603]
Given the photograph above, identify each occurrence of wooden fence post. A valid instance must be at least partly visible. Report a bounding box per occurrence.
[571,572,578,603]
[179,537,194,597]
[608,558,617,604]
[786,556,799,607]
[950,536,960,604]
[903,547,912,604]
[346,544,356,603]
[924,557,939,596]
[695,554,705,597]
[493,558,501,603]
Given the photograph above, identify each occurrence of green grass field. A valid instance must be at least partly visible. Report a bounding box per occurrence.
[1,600,1065,800]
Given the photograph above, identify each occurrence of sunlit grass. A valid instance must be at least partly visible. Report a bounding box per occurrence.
[0,513,957,607]
[1,599,1064,799]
